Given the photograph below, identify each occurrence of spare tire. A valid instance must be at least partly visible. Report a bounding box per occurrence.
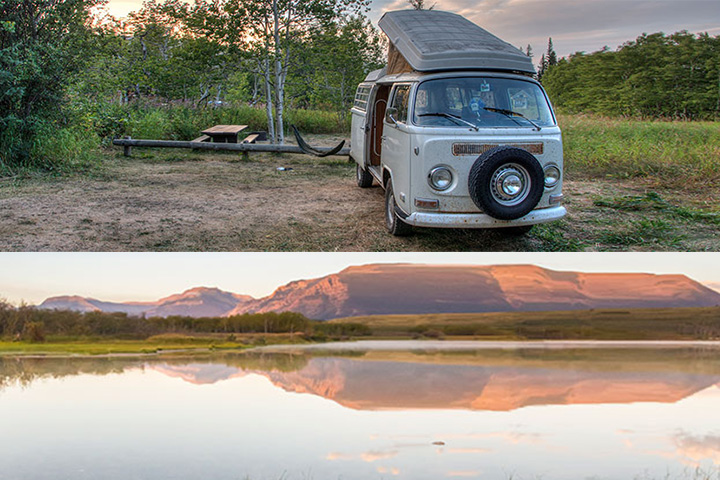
[468,146,544,220]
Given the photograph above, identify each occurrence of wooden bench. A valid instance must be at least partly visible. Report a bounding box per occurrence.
[192,135,211,143]
[242,134,260,144]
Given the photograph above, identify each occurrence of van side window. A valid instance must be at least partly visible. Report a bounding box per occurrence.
[354,84,371,111]
[388,85,411,123]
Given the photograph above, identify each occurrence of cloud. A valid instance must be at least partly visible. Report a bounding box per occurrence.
[377,466,401,475]
[447,448,493,454]
[673,433,720,466]
[368,0,720,58]
[326,449,399,462]
[326,452,354,461]
[107,0,720,59]
[361,450,399,462]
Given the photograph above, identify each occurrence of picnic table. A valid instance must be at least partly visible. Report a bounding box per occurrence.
[200,125,248,143]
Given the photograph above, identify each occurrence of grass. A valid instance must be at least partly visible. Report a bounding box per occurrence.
[558,113,720,187]
[0,332,314,356]
[594,191,720,224]
[330,306,720,341]
[123,104,348,141]
[0,339,247,356]
[4,111,720,251]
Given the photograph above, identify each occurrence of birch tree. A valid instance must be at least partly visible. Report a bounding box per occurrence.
[176,0,368,143]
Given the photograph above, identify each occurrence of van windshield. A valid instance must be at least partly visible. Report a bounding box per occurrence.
[413,77,556,128]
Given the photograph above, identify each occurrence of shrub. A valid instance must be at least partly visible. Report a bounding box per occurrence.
[22,322,46,343]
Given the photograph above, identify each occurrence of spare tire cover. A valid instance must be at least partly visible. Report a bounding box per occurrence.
[468,146,544,220]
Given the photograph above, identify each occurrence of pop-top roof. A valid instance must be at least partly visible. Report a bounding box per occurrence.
[378,10,535,74]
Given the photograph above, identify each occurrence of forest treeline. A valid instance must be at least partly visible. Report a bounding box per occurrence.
[0,303,371,342]
[543,31,720,119]
[2,0,719,174]
[0,0,383,172]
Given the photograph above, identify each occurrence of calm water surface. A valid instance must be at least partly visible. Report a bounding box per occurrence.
[1,341,720,480]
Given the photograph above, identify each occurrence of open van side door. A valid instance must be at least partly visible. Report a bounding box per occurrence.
[382,83,413,213]
[350,83,371,165]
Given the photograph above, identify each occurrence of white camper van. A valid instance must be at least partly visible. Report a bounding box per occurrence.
[350,10,566,236]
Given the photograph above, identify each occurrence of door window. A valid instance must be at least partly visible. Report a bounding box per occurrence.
[387,85,411,124]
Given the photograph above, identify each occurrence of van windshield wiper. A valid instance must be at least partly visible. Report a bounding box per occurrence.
[483,107,542,131]
[418,112,479,131]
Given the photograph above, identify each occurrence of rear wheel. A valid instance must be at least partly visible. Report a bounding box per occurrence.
[356,164,374,188]
[385,182,413,236]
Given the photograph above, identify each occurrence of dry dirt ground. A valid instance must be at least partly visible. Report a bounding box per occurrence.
[2,141,720,251]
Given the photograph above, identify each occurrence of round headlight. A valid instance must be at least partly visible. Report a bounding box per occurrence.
[428,166,453,191]
[544,165,561,188]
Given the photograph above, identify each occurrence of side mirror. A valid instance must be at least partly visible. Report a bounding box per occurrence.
[385,106,399,125]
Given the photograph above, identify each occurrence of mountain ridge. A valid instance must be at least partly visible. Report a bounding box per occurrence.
[37,264,720,319]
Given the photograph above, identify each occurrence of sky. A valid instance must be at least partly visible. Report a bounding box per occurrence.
[2,252,720,305]
[104,0,720,60]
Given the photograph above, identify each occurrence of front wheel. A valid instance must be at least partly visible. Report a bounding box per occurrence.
[356,164,374,188]
[385,182,413,236]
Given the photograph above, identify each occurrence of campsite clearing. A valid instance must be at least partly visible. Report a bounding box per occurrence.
[1,134,719,251]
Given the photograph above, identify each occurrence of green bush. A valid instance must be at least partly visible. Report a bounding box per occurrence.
[22,322,46,343]
[126,109,169,140]
[30,125,101,173]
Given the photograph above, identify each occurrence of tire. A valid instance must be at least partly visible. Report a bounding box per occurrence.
[356,164,374,188]
[385,181,413,236]
[468,146,544,220]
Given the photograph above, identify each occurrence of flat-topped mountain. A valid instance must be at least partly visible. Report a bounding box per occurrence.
[229,264,720,319]
[38,264,720,319]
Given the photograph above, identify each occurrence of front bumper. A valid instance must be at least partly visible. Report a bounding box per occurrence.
[401,206,567,229]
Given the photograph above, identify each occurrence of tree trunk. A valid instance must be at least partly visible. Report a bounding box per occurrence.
[262,58,276,143]
[196,85,210,108]
[272,0,284,144]
[250,74,259,106]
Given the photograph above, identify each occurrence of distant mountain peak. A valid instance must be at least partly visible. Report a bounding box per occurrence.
[36,264,720,320]
[39,286,253,318]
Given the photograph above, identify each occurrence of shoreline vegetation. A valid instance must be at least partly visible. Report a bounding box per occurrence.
[2,305,719,356]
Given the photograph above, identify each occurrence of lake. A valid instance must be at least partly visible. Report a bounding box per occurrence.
[1,341,719,480]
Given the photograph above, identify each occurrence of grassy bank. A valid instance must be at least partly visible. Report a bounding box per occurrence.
[558,114,720,187]
[0,333,308,356]
[331,306,720,341]
[3,307,719,356]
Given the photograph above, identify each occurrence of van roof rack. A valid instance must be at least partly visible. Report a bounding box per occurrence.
[378,10,535,75]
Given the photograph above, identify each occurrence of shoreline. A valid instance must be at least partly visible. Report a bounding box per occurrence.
[258,339,720,352]
[4,338,720,358]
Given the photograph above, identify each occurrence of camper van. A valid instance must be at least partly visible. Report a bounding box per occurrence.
[350,10,566,235]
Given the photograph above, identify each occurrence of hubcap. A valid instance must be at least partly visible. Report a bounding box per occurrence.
[490,163,531,206]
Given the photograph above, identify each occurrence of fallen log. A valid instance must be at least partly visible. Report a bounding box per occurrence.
[113,138,350,156]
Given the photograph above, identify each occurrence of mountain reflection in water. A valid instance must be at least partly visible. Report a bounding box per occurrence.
[2,343,720,480]
[3,344,720,411]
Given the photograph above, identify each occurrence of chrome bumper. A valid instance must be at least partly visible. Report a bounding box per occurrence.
[402,206,567,229]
